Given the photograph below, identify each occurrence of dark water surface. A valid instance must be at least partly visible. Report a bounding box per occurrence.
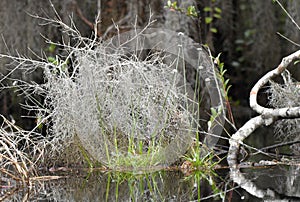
[1,164,300,201]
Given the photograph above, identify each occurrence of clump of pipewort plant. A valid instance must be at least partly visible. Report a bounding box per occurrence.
[48,43,196,167]
[1,17,225,170]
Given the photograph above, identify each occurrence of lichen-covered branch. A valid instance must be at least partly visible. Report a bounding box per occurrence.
[227,49,300,200]
[227,115,265,167]
[227,48,300,200]
[228,49,300,168]
[250,49,300,117]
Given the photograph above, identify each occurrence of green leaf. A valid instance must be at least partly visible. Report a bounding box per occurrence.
[47,56,58,65]
[214,7,222,13]
[210,108,217,116]
[167,0,171,7]
[210,27,218,33]
[227,85,232,92]
[61,63,68,72]
[203,7,212,12]
[171,1,178,9]
[187,6,198,17]
[48,43,56,53]
[36,116,44,130]
[205,17,213,24]
[213,13,221,19]
[224,79,230,87]
[217,105,223,113]
[221,68,227,75]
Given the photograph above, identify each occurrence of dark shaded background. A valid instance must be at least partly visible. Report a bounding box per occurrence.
[0,0,299,129]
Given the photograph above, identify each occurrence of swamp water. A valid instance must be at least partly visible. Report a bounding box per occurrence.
[1,23,299,201]
[1,165,300,201]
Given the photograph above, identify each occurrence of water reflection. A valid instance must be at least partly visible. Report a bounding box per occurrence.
[230,165,300,201]
[2,165,300,201]
[1,169,226,201]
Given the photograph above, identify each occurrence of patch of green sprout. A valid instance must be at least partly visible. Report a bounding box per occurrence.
[184,133,222,173]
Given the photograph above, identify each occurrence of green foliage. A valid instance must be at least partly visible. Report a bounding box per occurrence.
[167,0,179,11]
[47,43,69,72]
[183,132,222,171]
[214,7,222,14]
[203,2,222,33]
[232,29,255,67]
[165,1,198,17]
[76,139,95,169]
[207,105,222,131]
[210,27,218,33]
[47,55,69,73]
[214,53,231,99]
[185,146,215,170]
[212,53,236,126]
[183,136,225,201]
[47,43,56,53]
[47,56,58,65]
[187,5,198,17]
[184,170,225,201]
[205,17,213,24]
[165,0,222,33]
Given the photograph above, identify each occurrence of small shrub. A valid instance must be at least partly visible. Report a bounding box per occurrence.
[0,17,226,170]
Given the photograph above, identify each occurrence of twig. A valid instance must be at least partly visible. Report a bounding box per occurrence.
[277,32,300,47]
[252,140,300,155]
[97,0,101,34]
[274,0,300,31]
[102,14,131,39]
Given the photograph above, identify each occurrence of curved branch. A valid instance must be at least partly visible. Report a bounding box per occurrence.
[228,49,300,168]
[227,115,265,167]
[227,51,300,169]
[250,49,300,117]
[227,49,300,200]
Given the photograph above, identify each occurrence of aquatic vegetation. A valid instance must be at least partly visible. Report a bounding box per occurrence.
[0,16,228,196]
[183,143,221,174]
